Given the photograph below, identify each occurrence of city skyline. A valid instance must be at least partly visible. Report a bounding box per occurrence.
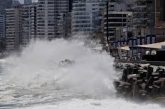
[1,0,165,53]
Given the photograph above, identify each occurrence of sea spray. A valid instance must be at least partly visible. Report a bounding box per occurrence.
[2,38,115,97]
[0,37,163,109]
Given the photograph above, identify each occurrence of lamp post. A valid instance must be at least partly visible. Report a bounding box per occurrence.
[106,0,112,55]
[106,1,109,48]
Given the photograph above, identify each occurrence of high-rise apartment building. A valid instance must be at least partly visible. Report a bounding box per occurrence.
[21,3,37,46]
[5,2,37,51]
[71,0,107,35]
[132,0,155,36]
[72,1,91,34]
[12,0,20,7]
[155,0,165,27]
[37,0,70,39]
[24,0,32,4]
[155,0,165,41]
[103,0,156,41]
[0,0,12,14]
[0,15,5,38]
[103,0,133,41]
[55,0,70,38]
[5,7,21,51]
[69,0,73,12]
[103,11,133,41]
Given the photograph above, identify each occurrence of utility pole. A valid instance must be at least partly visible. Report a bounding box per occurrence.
[106,1,111,54]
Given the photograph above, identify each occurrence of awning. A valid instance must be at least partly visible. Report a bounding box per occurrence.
[137,41,165,49]
[118,46,130,51]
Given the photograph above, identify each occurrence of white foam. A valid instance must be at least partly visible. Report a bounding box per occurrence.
[0,37,164,109]
[2,38,115,97]
[21,99,163,109]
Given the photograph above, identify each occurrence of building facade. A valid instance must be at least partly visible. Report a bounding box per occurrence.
[104,11,133,41]
[0,15,5,38]
[21,3,37,46]
[71,0,107,35]
[0,0,12,14]
[5,7,21,51]
[24,0,32,4]
[37,0,70,39]
[155,0,165,41]
[5,2,37,51]
[132,0,155,36]
[103,0,133,42]
[104,0,157,59]
[103,0,156,41]
[12,0,20,7]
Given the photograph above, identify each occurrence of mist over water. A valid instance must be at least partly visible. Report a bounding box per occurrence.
[0,37,164,109]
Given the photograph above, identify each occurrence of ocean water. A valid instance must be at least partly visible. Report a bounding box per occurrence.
[0,37,163,109]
